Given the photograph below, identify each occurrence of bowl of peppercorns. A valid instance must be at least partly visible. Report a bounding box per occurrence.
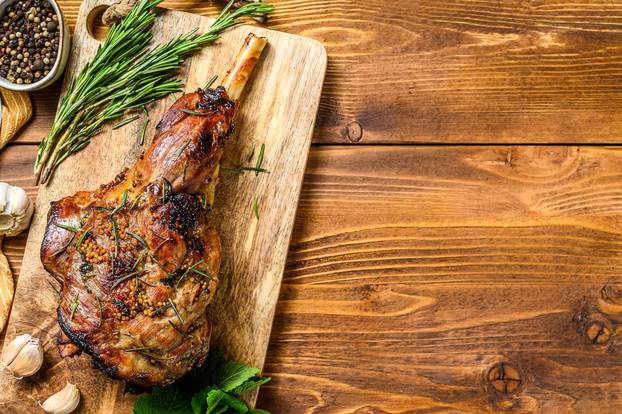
[0,0,69,91]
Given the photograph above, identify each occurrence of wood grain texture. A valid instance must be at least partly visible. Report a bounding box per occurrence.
[252,145,622,413]
[4,145,622,412]
[13,0,622,144]
[0,1,326,411]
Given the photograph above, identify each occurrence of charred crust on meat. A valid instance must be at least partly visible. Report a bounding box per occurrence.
[163,193,201,236]
[57,307,120,380]
[198,86,235,111]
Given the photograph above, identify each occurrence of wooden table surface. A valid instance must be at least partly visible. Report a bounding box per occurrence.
[3,0,622,413]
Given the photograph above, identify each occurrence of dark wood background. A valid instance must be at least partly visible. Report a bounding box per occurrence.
[3,0,622,412]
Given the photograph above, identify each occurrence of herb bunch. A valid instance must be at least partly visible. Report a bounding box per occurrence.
[133,350,271,414]
[34,0,273,185]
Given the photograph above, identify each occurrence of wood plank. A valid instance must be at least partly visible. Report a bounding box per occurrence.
[254,145,622,412]
[11,0,622,144]
[4,144,622,412]
[0,0,326,411]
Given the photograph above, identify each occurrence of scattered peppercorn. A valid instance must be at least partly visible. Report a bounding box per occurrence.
[0,0,60,84]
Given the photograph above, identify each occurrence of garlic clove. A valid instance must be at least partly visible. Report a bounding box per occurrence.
[1,333,32,366]
[1,334,43,377]
[41,382,80,414]
[0,182,34,237]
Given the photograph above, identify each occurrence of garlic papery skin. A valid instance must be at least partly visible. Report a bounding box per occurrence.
[0,182,34,237]
[0,333,43,378]
[41,382,80,414]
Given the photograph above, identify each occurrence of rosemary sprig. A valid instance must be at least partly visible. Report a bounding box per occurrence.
[34,0,274,185]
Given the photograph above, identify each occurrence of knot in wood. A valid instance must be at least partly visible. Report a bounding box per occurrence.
[487,362,522,395]
[585,319,613,345]
[345,121,363,143]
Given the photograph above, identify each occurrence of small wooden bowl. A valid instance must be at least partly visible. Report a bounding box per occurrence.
[0,0,70,91]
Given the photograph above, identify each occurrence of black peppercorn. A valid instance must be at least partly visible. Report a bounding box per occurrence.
[0,0,60,83]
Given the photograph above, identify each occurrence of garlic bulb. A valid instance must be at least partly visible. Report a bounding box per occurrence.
[0,333,43,377]
[0,182,33,237]
[41,382,80,414]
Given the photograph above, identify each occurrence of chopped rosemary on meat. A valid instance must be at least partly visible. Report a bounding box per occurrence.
[176,138,192,160]
[74,227,91,250]
[69,292,79,321]
[130,195,143,209]
[131,250,147,271]
[111,216,120,257]
[34,0,273,185]
[112,114,140,129]
[204,74,218,89]
[111,269,149,289]
[127,230,149,248]
[53,222,81,232]
[112,189,129,214]
[253,196,260,220]
[168,298,184,324]
[176,259,205,286]
[168,320,186,335]
[181,109,210,116]
[139,118,149,145]
[255,142,265,176]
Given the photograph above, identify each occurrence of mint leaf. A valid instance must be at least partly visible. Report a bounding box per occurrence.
[191,386,216,414]
[249,410,270,414]
[214,360,259,392]
[133,385,193,414]
[207,389,249,413]
[233,377,271,396]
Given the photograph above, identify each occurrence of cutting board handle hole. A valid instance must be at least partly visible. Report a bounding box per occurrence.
[86,5,110,42]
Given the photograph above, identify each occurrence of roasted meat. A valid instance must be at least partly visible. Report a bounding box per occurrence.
[40,34,267,389]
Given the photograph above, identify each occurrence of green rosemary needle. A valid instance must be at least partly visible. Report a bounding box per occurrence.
[112,114,140,129]
[255,143,265,176]
[139,118,149,145]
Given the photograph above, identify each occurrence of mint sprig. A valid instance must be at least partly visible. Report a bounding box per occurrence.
[133,350,271,414]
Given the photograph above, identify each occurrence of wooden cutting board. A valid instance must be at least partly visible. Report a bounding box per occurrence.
[0,1,326,412]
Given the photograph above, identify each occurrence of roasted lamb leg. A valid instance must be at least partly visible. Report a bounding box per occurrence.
[40,34,267,389]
